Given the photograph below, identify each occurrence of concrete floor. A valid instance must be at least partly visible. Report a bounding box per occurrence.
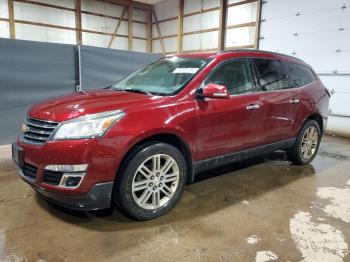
[0,135,349,262]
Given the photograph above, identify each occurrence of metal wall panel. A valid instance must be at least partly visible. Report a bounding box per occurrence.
[153,0,178,21]
[82,32,107,48]
[0,0,9,18]
[82,14,129,36]
[81,0,125,17]
[82,0,107,14]
[133,22,147,38]
[183,33,201,51]
[153,36,177,53]
[110,36,129,50]
[262,0,348,18]
[15,24,76,44]
[183,31,219,51]
[158,20,177,36]
[82,32,130,50]
[202,31,218,49]
[184,0,219,14]
[152,39,160,53]
[133,39,147,52]
[0,21,10,38]
[203,0,220,9]
[261,10,349,39]
[320,75,350,117]
[133,9,147,23]
[259,0,350,72]
[226,26,255,47]
[184,0,202,14]
[14,2,76,27]
[202,10,220,29]
[228,0,248,4]
[152,24,158,38]
[183,10,219,32]
[34,0,75,9]
[183,14,201,33]
[226,2,257,26]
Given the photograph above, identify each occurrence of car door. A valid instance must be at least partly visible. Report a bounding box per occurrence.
[196,58,265,161]
[252,58,300,144]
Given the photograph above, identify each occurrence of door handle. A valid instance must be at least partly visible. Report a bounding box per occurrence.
[246,104,260,110]
[290,98,300,104]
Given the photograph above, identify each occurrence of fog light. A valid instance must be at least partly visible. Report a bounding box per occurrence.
[65,176,82,187]
[59,173,85,188]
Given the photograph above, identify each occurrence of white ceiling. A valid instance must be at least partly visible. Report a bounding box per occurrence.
[136,0,165,4]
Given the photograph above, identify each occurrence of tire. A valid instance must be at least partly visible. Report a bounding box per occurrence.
[287,119,322,165]
[114,142,187,220]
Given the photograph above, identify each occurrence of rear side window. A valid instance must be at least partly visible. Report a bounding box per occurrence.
[283,62,316,88]
[205,59,254,95]
[253,59,290,91]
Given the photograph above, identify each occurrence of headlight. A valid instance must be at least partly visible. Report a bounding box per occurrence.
[52,110,125,140]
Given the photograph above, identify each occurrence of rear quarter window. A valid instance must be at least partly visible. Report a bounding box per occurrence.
[253,58,290,91]
[282,62,316,88]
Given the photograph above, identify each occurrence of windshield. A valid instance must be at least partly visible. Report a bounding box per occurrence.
[112,56,209,96]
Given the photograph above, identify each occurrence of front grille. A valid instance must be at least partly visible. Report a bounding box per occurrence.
[22,117,60,145]
[22,163,38,180]
[43,170,63,186]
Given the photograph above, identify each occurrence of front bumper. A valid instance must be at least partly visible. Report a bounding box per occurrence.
[13,136,130,210]
[30,180,114,211]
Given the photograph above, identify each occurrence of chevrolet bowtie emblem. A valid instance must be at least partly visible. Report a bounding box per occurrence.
[21,123,29,133]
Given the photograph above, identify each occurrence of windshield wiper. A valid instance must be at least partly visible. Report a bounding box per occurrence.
[112,88,152,96]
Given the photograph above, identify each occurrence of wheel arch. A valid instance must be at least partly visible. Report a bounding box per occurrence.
[117,132,195,185]
[306,113,324,133]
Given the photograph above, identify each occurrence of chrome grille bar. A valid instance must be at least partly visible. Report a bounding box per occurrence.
[21,117,60,145]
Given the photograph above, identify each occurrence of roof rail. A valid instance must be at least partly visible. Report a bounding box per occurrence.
[217,49,304,62]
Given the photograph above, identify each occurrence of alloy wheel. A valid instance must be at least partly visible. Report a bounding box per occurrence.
[131,154,180,210]
[301,126,319,160]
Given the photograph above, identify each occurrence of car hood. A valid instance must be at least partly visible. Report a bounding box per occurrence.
[28,89,162,122]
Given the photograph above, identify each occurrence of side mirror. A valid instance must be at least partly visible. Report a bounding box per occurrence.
[197,83,230,99]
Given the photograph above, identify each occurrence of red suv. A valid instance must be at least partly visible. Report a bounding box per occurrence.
[12,50,330,220]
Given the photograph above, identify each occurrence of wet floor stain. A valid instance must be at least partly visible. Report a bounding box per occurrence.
[318,151,348,160]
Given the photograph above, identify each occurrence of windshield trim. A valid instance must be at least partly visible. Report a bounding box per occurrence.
[109,57,212,97]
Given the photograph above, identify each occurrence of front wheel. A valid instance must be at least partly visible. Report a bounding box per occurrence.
[287,119,322,165]
[114,142,187,220]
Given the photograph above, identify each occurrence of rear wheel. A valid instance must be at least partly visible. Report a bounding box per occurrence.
[114,142,187,220]
[287,120,321,165]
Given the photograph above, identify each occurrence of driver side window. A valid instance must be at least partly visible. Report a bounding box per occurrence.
[205,59,254,95]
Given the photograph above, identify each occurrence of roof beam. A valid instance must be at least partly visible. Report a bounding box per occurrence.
[107,7,127,48]
[254,0,262,49]
[218,0,227,50]
[128,6,133,51]
[152,6,165,55]
[75,0,82,44]
[8,0,16,38]
[147,9,152,53]
[99,0,151,10]
[177,0,184,54]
